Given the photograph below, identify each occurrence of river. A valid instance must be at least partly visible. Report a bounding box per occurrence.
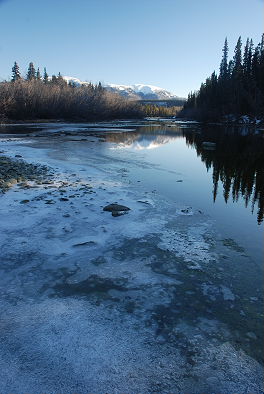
[0,119,263,393]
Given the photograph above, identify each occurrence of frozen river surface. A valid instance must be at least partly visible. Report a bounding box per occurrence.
[0,120,263,393]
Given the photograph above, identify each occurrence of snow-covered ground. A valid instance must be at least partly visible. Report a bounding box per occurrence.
[0,125,263,394]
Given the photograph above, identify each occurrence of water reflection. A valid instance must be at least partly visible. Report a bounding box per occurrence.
[105,124,183,150]
[183,125,264,225]
[106,123,264,224]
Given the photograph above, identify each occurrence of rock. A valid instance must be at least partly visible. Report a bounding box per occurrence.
[45,200,55,204]
[59,197,69,201]
[181,207,192,214]
[20,199,30,204]
[15,154,22,158]
[103,203,130,213]
[112,211,128,217]
[137,200,151,205]
[73,241,97,247]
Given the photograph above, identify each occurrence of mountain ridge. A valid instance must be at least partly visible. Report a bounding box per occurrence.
[62,76,184,101]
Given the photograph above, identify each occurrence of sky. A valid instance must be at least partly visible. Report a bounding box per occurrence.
[0,0,263,97]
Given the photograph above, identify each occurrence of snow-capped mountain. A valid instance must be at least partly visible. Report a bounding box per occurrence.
[62,76,181,100]
[104,83,178,100]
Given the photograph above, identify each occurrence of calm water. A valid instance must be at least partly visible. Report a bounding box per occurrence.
[1,120,263,264]
[102,121,264,265]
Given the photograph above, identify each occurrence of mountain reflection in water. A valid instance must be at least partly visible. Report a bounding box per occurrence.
[106,123,264,224]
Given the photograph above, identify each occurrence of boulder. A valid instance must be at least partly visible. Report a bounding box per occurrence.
[103,203,130,213]
[112,211,127,217]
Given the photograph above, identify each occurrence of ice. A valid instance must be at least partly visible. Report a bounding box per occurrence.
[0,124,263,393]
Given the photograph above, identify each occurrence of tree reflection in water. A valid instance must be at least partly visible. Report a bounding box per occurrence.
[106,123,264,224]
[183,125,264,224]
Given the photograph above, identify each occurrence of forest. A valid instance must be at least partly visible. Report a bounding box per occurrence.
[0,63,180,121]
[0,63,144,121]
[181,34,264,121]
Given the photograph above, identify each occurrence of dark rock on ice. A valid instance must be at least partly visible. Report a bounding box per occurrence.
[103,204,130,212]
[112,211,128,217]
[20,199,30,204]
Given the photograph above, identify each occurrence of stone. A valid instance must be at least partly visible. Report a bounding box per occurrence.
[103,203,130,213]
[73,241,97,247]
[20,199,30,204]
[45,200,55,204]
[112,211,127,217]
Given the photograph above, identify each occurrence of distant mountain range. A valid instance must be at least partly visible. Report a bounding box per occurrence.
[62,76,184,101]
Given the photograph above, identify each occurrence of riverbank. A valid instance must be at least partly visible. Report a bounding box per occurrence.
[0,124,263,394]
[0,154,53,192]
[178,114,264,126]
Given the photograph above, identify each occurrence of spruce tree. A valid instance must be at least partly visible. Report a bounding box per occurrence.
[243,38,253,76]
[11,61,21,81]
[51,75,57,83]
[233,36,242,75]
[27,62,36,80]
[97,81,104,93]
[248,39,254,74]
[56,72,67,86]
[182,34,264,119]
[36,67,41,80]
[243,38,249,74]
[43,67,49,83]
[57,72,63,82]
[219,38,229,79]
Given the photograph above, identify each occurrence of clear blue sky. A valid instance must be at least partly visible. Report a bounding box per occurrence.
[0,0,263,97]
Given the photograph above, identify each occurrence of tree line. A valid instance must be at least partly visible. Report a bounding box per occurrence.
[0,62,146,121]
[181,34,264,121]
[0,62,180,121]
[142,103,182,117]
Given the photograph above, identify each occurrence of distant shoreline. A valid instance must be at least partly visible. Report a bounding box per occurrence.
[1,116,263,127]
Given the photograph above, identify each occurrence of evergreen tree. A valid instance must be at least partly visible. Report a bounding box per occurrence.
[55,72,67,86]
[36,67,41,80]
[228,59,234,76]
[51,75,57,83]
[27,62,36,80]
[248,39,254,74]
[233,36,242,75]
[11,61,21,81]
[243,38,253,76]
[43,67,49,83]
[97,81,104,93]
[181,34,264,120]
[243,38,249,73]
[219,38,229,79]
[259,33,264,61]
